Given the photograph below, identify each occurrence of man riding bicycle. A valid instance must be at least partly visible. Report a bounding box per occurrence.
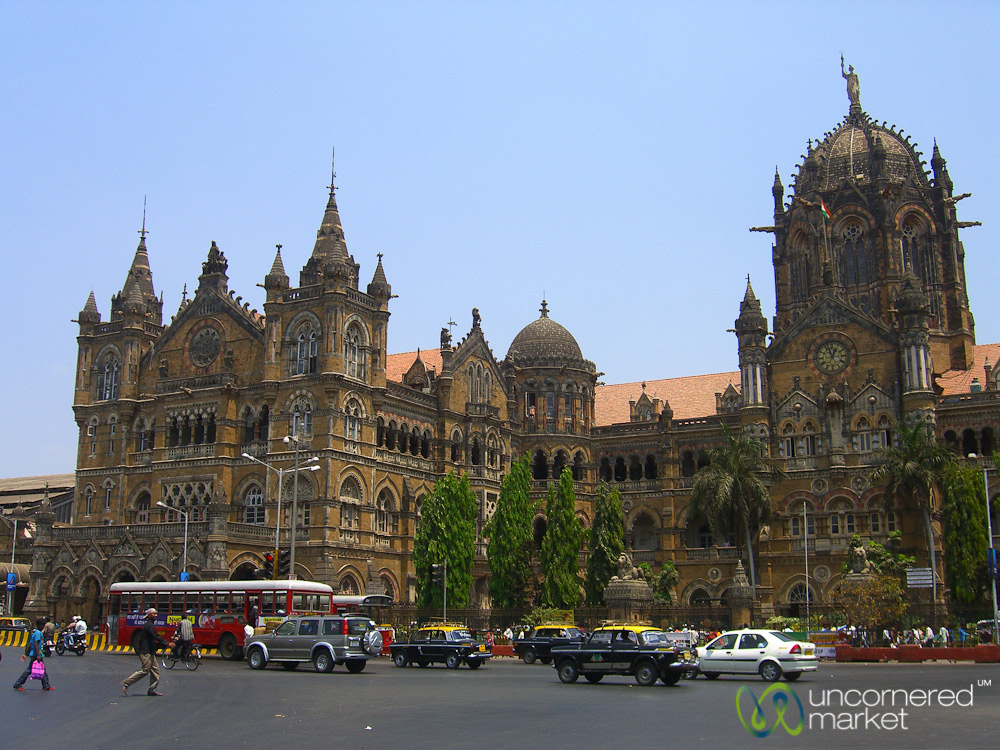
[171,612,195,660]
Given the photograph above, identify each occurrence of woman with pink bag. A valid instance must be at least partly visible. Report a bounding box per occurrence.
[12,617,53,691]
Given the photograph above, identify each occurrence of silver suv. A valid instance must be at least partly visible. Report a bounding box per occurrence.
[245,614,384,673]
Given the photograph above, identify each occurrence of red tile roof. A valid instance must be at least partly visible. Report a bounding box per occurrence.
[385,349,443,384]
[595,372,740,425]
[937,343,1000,395]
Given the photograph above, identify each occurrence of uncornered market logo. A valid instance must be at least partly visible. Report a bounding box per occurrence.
[736,684,805,738]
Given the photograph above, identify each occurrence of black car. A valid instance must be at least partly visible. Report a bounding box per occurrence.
[513,625,586,664]
[550,625,698,686]
[390,625,492,669]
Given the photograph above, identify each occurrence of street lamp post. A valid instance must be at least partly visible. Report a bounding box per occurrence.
[968,453,999,643]
[6,515,18,615]
[241,449,319,579]
[804,502,811,639]
[284,434,303,579]
[156,502,188,579]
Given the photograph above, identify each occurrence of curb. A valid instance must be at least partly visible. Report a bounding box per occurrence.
[0,631,219,656]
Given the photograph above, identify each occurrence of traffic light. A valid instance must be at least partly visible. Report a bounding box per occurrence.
[430,563,445,585]
[261,552,275,579]
[277,549,291,578]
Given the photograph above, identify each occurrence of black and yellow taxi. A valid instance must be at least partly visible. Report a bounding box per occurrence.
[549,623,698,686]
[0,616,32,633]
[513,623,586,664]
[390,624,492,669]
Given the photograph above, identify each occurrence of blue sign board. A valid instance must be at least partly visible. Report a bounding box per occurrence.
[180,572,190,582]
[6,573,17,591]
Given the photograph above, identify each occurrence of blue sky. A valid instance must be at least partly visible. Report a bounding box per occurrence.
[2,1,998,477]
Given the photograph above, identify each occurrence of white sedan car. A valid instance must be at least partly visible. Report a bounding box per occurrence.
[696,629,818,682]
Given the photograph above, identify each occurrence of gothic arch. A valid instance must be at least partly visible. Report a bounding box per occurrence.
[74,566,104,599]
[108,561,141,583]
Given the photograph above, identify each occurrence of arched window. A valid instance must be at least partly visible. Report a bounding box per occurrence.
[552,450,567,478]
[787,500,816,538]
[84,486,94,516]
[344,399,362,442]
[644,454,657,480]
[97,353,120,400]
[243,484,265,524]
[295,329,319,375]
[573,452,585,481]
[344,322,367,381]
[681,450,695,478]
[291,399,313,437]
[855,416,873,453]
[782,423,797,458]
[376,488,396,535]
[788,583,812,604]
[614,457,627,482]
[801,422,817,456]
[628,455,642,481]
[599,457,612,482]
[840,219,869,287]
[451,430,462,463]
[108,416,118,455]
[422,430,431,459]
[134,491,150,524]
[532,450,548,480]
[790,234,811,303]
[340,477,362,530]
[828,499,853,536]
[376,417,385,447]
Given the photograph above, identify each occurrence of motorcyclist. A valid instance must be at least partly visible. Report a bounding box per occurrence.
[66,616,80,648]
[74,615,88,651]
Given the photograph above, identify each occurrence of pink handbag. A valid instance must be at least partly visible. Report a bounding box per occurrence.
[30,659,46,680]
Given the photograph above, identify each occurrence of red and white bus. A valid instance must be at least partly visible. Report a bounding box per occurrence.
[108,580,337,660]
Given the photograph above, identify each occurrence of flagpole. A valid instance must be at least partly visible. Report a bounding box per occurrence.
[804,503,811,639]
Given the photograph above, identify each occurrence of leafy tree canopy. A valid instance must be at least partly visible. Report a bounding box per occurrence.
[942,460,989,603]
[540,467,584,608]
[413,472,477,608]
[485,454,536,608]
[583,482,624,605]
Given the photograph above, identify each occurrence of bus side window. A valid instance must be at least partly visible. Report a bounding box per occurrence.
[217,592,231,614]
[275,591,288,615]
[169,593,182,615]
[260,593,274,616]
[231,593,245,617]
[317,595,331,613]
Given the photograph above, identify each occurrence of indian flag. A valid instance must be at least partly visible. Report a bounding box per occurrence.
[820,200,832,220]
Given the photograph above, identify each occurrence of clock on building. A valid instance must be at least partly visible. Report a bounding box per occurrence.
[813,339,850,375]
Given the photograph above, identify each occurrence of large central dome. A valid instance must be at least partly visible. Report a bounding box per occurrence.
[506,300,594,372]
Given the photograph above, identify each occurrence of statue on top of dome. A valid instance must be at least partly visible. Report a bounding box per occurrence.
[841,54,860,108]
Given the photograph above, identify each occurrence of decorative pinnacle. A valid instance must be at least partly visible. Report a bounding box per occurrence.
[539,299,549,318]
[327,147,337,196]
[139,196,148,240]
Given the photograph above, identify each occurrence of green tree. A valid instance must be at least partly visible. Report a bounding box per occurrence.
[687,426,785,594]
[651,560,680,604]
[413,472,477,608]
[583,482,624,605]
[831,574,908,627]
[540,467,584,607]
[485,454,535,608]
[869,421,955,605]
[942,460,989,602]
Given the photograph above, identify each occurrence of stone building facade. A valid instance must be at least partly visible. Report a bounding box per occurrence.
[18,70,998,626]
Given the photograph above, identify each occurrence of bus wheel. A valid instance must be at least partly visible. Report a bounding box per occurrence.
[218,633,239,661]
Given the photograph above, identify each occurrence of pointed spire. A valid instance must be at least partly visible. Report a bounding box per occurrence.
[539,299,549,318]
[265,243,290,293]
[366,252,391,299]
[739,275,762,316]
[79,290,101,324]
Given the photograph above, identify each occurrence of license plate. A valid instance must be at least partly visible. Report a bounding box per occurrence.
[478,645,485,652]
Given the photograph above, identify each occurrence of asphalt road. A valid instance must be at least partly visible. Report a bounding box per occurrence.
[1,646,997,749]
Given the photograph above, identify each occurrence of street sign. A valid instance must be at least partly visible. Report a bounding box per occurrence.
[906,567,934,588]
[180,572,190,582]
[6,573,16,592]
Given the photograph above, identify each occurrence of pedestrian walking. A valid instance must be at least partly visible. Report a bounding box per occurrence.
[12,617,53,691]
[121,608,170,696]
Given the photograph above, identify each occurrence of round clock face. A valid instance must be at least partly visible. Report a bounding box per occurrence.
[189,326,222,367]
[814,340,849,375]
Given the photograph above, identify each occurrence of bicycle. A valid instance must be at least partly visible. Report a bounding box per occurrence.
[161,643,202,671]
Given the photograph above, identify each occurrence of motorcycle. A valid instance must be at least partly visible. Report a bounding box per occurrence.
[55,629,86,656]
[42,638,54,657]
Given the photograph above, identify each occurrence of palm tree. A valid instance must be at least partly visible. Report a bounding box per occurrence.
[869,420,955,609]
[688,427,786,596]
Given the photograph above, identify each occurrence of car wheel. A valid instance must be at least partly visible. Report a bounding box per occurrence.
[247,646,267,670]
[314,651,334,673]
[557,660,579,684]
[584,673,603,684]
[539,657,551,664]
[522,647,537,665]
[218,634,239,661]
[393,651,408,668]
[660,670,681,686]
[785,671,802,682]
[681,669,698,680]
[467,659,482,669]
[345,659,366,673]
[445,653,461,670]
[281,662,299,671]
[759,661,782,682]
[703,672,720,680]
[635,661,658,687]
